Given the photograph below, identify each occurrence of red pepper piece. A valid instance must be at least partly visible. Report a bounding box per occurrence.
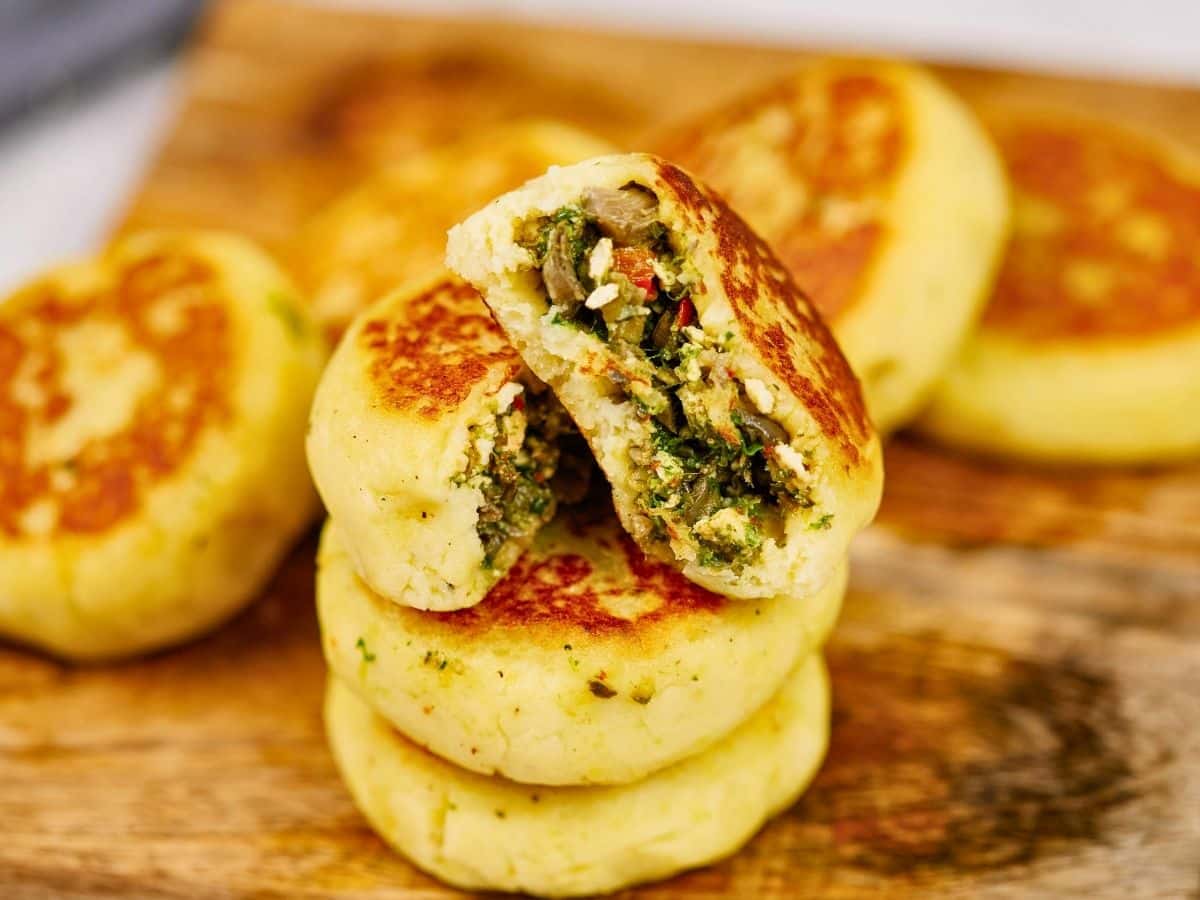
[676,297,696,328]
[611,247,658,299]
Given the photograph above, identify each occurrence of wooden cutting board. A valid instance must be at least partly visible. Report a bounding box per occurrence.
[4,0,1199,896]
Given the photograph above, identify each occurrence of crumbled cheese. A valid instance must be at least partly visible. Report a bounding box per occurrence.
[651,451,686,493]
[650,257,678,288]
[473,435,496,462]
[773,444,810,480]
[678,344,703,383]
[588,237,614,280]
[744,378,774,415]
[616,305,651,321]
[585,283,620,310]
[682,325,707,345]
[694,507,750,544]
[493,381,524,412]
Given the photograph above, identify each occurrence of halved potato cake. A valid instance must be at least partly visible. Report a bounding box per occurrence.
[325,652,829,897]
[307,275,592,611]
[447,154,882,601]
[0,231,325,660]
[317,496,843,786]
[659,58,1010,433]
[919,111,1200,462]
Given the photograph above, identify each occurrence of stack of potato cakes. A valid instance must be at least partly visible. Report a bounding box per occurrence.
[307,150,882,896]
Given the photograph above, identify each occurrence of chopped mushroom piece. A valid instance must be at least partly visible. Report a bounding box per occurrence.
[583,187,659,244]
[738,411,789,448]
[543,227,586,305]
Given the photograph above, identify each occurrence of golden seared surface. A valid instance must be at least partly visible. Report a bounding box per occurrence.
[660,66,906,321]
[0,251,232,539]
[0,230,325,660]
[305,274,537,612]
[983,115,1200,341]
[653,159,873,465]
[359,278,520,420]
[418,500,725,642]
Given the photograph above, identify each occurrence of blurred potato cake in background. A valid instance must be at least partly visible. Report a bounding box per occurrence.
[659,58,1010,433]
[919,111,1200,462]
[318,505,844,785]
[292,120,614,341]
[448,153,883,603]
[0,231,325,660]
[308,54,636,171]
[325,652,829,898]
[307,275,591,612]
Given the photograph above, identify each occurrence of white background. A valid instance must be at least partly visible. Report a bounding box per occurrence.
[1,0,1198,292]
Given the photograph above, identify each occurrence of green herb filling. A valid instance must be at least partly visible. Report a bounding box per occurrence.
[457,388,585,568]
[518,185,828,571]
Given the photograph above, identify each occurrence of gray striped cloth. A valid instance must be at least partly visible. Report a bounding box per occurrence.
[0,0,205,128]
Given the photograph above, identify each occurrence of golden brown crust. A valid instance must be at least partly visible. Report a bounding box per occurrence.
[659,67,906,321]
[385,499,727,643]
[0,252,232,539]
[430,529,725,637]
[655,159,872,464]
[982,115,1200,341]
[359,279,521,419]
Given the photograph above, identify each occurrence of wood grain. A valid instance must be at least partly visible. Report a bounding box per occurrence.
[2,0,1198,896]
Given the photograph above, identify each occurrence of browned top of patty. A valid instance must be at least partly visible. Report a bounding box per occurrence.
[652,158,873,466]
[659,65,906,323]
[0,250,232,540]
[382,497,728,646]
[983,114,1200,341]
[358,277,522,420]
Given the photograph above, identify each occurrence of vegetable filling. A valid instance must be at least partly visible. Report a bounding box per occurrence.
[458,383,589,568]
[518,185,827,571]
